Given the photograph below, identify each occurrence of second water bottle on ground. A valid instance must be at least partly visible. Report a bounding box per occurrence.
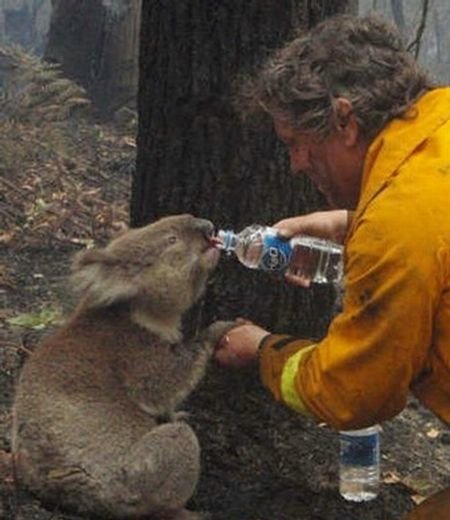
[216,224,343,284]
[339,425,381,502]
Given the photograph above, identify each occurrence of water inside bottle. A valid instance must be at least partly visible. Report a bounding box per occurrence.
[287,236,343,283]
[339,465,380,502]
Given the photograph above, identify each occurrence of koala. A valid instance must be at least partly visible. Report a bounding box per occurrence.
[12,214,236,520]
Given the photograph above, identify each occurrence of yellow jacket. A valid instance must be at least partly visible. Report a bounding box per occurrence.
[260,88,450,430]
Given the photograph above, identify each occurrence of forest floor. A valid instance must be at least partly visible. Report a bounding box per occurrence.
[1,113,450,520]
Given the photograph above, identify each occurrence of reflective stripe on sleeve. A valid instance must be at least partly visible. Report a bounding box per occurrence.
[280,344,317,415]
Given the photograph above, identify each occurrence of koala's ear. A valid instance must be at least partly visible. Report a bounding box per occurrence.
[71,247,139,308]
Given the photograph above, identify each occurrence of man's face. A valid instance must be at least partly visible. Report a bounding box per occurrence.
[273,116,367,209]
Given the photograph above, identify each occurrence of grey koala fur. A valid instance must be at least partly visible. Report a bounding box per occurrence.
[12,214,236,520]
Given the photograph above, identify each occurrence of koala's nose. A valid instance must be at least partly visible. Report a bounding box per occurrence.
[193,218,214,238]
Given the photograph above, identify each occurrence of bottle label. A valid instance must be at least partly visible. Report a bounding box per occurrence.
[340,432,379,467]
[259,235,293,272]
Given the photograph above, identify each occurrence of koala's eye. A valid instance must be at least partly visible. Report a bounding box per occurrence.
[167,235,178,245]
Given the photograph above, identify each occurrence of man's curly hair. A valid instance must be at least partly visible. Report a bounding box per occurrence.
[238,14,435,140]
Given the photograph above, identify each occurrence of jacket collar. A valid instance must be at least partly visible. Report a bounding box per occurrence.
[355,88,450,219]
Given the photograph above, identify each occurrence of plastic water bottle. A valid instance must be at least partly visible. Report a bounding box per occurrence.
[339,425,381,502]
[215,224,343,284]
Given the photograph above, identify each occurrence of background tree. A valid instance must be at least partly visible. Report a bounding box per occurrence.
[430,0,450,83]
[359,0,450,82]
[0,0,51,54]
[44,0,141,118]
[390,0,406,39]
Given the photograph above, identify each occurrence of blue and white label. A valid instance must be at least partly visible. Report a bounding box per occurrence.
[340,432,380,467]
[259,235,293,272]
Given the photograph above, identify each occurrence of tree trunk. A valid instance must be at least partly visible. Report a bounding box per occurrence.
[44,0,140,118]
[390,0,407,41]
[433,0,450,83]
[433,2,442,63]
[0,0,51,54]
[133,0,350,339]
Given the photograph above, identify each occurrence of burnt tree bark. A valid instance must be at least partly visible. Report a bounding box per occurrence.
[133,1,350,337]
[44,0,140,117]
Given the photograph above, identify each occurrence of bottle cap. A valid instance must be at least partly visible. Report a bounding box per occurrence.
[215,230,237,251]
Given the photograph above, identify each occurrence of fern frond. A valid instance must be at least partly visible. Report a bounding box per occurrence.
[0,44,90,123]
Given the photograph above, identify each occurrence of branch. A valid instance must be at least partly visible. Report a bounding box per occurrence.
[391,0,406,36]
[406,0,430,59]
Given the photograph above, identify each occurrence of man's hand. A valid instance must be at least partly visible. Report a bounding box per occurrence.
[214,321,270,368]
[273,210,351,244]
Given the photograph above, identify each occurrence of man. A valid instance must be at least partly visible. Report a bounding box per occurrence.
[214,14,450,519]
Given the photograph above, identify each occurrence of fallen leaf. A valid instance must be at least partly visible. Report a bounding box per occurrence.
[383,471,402,485]
[411,494,427,505]
[0,232,15,245]
[426,428,440,439]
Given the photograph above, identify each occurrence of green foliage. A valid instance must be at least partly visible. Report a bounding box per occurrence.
[0,45,90,123]
[6,307,63,330]
[0,45,91,178]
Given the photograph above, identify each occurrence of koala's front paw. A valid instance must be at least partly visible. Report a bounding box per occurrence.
[203,320,239,348]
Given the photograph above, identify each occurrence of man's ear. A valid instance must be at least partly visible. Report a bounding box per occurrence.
[334,97,360,147]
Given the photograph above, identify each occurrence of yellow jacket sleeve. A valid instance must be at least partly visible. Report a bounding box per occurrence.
[259,335,315,415]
